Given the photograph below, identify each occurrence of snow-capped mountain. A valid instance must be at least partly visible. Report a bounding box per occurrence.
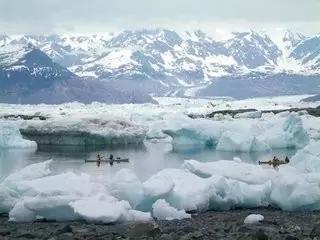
[0,43,154,104]
[1,29,320,100]
[289,35,320,71]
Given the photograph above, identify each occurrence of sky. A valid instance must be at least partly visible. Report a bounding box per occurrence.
[0,0,319,35]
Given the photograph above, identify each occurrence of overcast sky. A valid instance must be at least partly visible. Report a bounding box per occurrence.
[0,0,319,35]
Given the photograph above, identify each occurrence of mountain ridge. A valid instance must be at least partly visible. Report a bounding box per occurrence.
[1,29,320,100]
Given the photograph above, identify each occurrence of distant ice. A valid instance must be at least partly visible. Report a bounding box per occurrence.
[0,121,37,149]
[164,114,309,152]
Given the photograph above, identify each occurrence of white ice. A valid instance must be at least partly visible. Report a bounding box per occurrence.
[244,214,264,224]
[1,95,320,222]
[164,113,309,152]
[0,121,37,149]
[0,95,319,149]
[4,139,320,222]
[152,199,191,220]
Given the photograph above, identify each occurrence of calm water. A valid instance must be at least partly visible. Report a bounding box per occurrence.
[0,141,297,182]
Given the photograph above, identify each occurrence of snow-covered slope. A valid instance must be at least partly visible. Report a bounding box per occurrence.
[1,29,320,99]
[0,42,155,104]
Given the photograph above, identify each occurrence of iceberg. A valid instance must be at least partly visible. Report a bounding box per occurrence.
[163,114,309,152]
[0,121,37,149]
[290,141,320,172]
[19,118,147,146]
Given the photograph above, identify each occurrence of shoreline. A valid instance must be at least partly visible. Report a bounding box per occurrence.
[1,209,320,239]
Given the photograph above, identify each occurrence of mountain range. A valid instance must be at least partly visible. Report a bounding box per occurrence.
[0,29,320,103]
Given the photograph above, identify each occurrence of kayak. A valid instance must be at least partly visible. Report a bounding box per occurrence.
[85,158,129,163]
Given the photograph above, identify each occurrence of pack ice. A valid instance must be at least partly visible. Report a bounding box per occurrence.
[2,139,320,223]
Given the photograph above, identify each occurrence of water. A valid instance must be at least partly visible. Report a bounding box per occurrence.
[0,141,297,182]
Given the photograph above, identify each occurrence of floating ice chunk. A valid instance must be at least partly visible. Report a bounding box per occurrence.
[290,141,320,172]
[244,214,264,224]
[216,132,271,152]
[263,114,308,150]
[152,199,191,220]
[20,118,147,146]
[163,114,308,152]
[184,160,276,184]
[110,169,144,208]
[0,121,37,149]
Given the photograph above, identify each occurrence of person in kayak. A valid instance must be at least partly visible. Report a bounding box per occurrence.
[96,154,102,167]
[109,154,114,166]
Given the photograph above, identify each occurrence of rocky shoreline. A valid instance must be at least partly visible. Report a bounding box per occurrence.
[1,209,320,240]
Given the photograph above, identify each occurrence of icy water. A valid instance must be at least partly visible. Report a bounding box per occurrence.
[0,141,297,182]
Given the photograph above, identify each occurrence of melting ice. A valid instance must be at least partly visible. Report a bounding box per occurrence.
[1,95,320,223]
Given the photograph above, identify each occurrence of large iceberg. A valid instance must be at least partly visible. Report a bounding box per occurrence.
[0,121,37,149]
[163,114,309,152]
[19,118,147,146]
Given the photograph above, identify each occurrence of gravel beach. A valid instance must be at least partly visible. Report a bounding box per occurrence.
[1,208,320,240]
